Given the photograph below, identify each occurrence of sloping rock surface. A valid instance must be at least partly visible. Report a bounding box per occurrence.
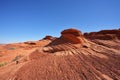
[0,28,120,80]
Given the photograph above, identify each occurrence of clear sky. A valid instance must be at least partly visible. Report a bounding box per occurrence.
[0,0,120,43]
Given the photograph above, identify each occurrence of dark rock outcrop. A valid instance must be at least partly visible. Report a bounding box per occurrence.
[84,29,120,40]
[43,35,56,40]
[24,41,36,45]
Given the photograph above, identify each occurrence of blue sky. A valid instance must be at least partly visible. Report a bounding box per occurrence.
[0,0,120,43]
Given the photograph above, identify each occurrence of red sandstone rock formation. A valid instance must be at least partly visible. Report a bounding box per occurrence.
[84,29,120,40]
[0,28,120,80]
[48,28,88,47]
[61,28,87,44]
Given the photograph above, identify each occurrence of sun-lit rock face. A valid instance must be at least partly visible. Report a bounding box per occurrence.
[61,28,87,44]
[43,28,90,53]
[61,28,82,36]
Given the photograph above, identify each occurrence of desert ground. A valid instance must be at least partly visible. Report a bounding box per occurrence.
[0,28,120,80]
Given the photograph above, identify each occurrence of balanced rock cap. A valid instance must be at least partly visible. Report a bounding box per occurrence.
[61,28,87,44]
[61,28,82,36]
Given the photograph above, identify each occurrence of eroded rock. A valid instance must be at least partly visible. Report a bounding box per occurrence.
[61,28,88,44]
[43,35,56,40]
[84,29,120,40]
